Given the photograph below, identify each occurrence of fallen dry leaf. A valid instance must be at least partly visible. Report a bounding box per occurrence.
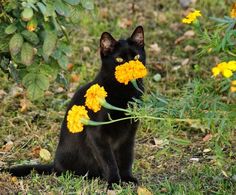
[137,187,153,195]
[203,148,211,153]
[83,46,91,53]
[10,85,24,97]
[20,98,31,112]
[70,74,80,83]
[30,146,41,158]
[2,141,14,152]
[203,134,212,142]
[0,89,7,99]
[184,45,195,52]
[149,43,161,54]
[184,30,195,37]
[67,63,74,71]
[181,58,190,66]
[39,148,51,161]
[175,30,195,44]
[118,18,132,29]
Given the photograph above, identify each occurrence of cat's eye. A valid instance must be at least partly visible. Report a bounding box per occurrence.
[116,57,124,63]
[134,54,140,60]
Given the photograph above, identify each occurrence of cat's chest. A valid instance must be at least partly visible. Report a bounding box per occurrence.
[102,119,138,149]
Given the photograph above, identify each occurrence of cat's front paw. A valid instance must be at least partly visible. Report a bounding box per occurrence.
[107,178,120,190]
[121,175,139,184]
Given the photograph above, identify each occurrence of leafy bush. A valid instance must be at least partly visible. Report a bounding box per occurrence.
[0,0,94,100]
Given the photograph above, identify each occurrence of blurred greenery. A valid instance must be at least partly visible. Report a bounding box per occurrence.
[0,0,236,194]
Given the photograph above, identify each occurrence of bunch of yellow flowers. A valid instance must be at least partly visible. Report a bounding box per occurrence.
[211,61,236,78]
[67,60,148,133]
[182,10,202,24]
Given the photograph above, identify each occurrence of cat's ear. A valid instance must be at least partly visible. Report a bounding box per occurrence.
[100,32,117,55]
[130,26,144,47]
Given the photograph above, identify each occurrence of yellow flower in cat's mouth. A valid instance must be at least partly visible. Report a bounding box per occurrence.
[85,84,108,112]
[115,60,147,85]
[67,105,90,133]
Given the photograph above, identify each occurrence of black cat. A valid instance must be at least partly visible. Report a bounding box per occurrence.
[2,26,146,187]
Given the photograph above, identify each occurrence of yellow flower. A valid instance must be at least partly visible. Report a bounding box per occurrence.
[67,105,90,133]
[228,61,236,71]
[182,10,202,24]
[211,67,221,77]
[231,80,236,86]
[230,3,236,18]
[217,62,228,71]
[230,86,236,92]
[115,60,147,85]
[27,25,36,32]
[85,84,108,112]
[222,69,233,78]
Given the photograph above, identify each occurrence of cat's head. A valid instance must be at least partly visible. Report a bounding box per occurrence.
[100,26,146,75]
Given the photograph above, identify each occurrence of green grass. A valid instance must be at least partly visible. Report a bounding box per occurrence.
[1,0,236,194]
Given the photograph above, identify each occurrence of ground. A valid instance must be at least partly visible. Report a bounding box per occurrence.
[0,0,236,194]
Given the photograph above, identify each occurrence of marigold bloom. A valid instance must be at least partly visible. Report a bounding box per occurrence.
[115,60,147,85]
[67,105,90,133]
[217,62,228,71]
[230,3,236,18]
[222,69,233,78]
[231,80,236,86]
[211,67,221,77]
[228,61,236,71]
[85,84,108,112]
[182,10,202,24]
[230,86,236,92]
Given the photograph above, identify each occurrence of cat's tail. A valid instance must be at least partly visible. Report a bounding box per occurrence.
[1,164,54,177]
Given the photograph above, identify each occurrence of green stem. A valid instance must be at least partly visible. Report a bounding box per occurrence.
[101,99,131,113]
[81,115,199,127]
[131,80,144,94]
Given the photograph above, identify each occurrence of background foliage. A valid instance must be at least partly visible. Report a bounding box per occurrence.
[0,0,236,194]
[0,0,94,100]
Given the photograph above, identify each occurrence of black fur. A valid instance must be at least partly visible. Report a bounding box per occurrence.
[2,26,146,187]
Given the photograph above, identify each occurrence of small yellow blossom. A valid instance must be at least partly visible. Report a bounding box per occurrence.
[231,80,236,86]
[27,25,36,32]
[217,62,228,71]
[115,60,147,85]
[230,3,236,18]
[230,86,236,92]
[67,105,90,133]
[211,67,221,77]
[85,84,108,112]
[222,69,233,78]
[228,61,236,71]
[182,10,202,24]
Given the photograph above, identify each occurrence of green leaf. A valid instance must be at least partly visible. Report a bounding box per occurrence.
[21,30,39,45]
[9,33,24,56]
[21,7,34,21]
[27,84,44,100]
[21,42,35,66]
[171,137,191,146]
[39,64,58,80]
[37,2,47,15]
[58,54,69,69]
[43,30,57,60]
[5,24,17,34]
[64,0,80,5]
[23,73,50,100]
[81,0,94,10]
[55,0,71,17]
